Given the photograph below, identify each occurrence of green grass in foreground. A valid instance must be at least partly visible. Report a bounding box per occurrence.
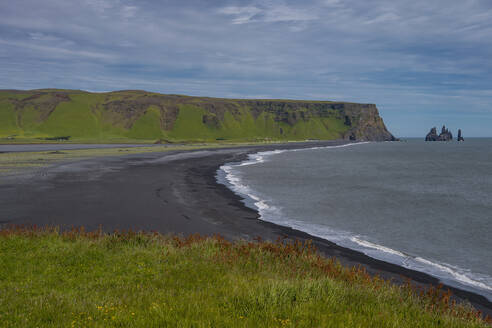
[0,227,490,328]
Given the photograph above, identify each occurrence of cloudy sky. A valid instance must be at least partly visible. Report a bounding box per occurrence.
[1,0,491,137]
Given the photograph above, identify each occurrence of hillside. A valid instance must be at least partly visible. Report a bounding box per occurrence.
[0,228,488,327]
[0,89,395,143]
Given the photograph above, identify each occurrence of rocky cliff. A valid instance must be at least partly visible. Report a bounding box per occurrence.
[0,89,395,142]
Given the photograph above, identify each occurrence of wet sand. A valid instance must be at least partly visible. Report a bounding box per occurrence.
[1,141,491,316]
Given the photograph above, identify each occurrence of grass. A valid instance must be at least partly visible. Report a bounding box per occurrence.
[0,227,490,327]
[35,93,103,138]
[0,89,358,143]
[127,106,164,140]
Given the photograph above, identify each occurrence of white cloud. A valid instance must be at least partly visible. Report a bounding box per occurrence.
[84,0,116,15]
[322,0,342,6]
[363,12,400,25]
[0,39,116,60]
[29,32,60,42]
[218,6,262,24]
[121,5,138,19]
[261,4,318,23]
[219,2,317,24]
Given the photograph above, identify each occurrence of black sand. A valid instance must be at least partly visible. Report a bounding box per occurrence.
[1,141,491,316]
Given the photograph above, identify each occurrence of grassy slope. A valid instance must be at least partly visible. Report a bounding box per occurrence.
[0,229,489,328]
[36,93,102,138]
[0,90,352,143]
[127,106,164,140]
[0,101,17,135]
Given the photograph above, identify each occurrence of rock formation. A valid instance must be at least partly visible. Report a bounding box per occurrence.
[425,127,439,141]
[457,129,464,141]
[425,125,453,141]
[438,125,453,141]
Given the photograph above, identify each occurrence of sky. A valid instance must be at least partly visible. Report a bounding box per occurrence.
[1,0,491,137]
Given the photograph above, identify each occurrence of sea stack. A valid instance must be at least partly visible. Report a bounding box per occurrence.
[458,129,464,141]
[425,125,453,141]
[425,127,439,141]
[438,125,453,141]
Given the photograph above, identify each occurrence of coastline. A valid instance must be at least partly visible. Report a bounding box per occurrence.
[217,141,492,303]
[1,140,491,316]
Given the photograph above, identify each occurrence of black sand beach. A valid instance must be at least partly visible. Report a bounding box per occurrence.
[1,141,491,316]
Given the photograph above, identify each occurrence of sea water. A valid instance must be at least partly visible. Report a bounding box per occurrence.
[217,139,492,300]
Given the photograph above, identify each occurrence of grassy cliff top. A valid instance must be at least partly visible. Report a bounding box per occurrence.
[0,89,394,144]
[0,89,372,105]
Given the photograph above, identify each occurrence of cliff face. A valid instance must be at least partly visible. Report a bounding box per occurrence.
[340,104,395,141]
[0,90,395,142]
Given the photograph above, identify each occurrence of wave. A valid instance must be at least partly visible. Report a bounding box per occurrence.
[217,142,492,300]
[350,237,492,293]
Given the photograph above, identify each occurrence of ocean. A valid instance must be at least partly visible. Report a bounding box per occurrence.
[217,139,492,300]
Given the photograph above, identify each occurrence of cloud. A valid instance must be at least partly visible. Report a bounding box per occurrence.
[84,0,115,15]
[1,0,492,136]
[322,0,342,6]
[0,42,116,63]
[121,5,138,19]
[363,12,400,25]
[219,2,318,24]
[218,6,262,24]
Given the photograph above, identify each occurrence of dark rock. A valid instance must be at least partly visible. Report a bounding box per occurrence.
[344,115,352,126]
[44,136,71,141]
[426,125,453,141]
[202,113,220,128]
[458,129,464,141]
[425,127,439,141]
[438,125,453,141]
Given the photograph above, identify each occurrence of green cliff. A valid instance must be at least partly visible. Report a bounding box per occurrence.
[0,89,395,143]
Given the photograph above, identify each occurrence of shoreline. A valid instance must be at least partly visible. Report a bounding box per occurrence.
[1,140,491,316]
[208,145,492,317]
[216,142,492,304]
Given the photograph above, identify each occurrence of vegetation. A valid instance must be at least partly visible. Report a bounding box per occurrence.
[0,226,489,327]
[0,89,394,143]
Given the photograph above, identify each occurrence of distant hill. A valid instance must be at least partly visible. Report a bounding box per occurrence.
[0,89,395,143]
